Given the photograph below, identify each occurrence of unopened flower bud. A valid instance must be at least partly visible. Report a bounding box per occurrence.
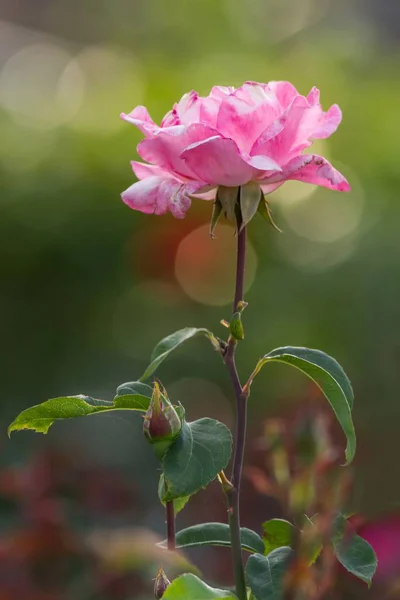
[154,568,170,599]
[143,382,182,459]
[236,300,248,313]
[230,311,244,341]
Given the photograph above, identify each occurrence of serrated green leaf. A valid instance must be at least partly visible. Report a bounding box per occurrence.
[112,395,151,410]
[158,474,190,516]
[332,513,377,586]
[8,393,151,436]
[140,328,217,382]
[162,418,232,500]
[247,346,355,464]
[115,381,153,397]
[246,547,294,600]
[262,519,294,555]
[159,522,264,554]
[163,574,238,600]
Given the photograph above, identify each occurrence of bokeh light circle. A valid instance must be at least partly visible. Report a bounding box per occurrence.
[222,0,331,44]
[278,164,364,243]
[175,224,258,306]
[70,45,144,135]
[0,43,85,129]
[276,234,357,273]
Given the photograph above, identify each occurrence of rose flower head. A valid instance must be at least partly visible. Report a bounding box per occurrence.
[121,81,349,222]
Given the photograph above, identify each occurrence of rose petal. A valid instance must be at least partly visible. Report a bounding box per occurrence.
[191,187,217,201]
[175,90,201,124]
[138,123,219,180]
[121,177,165,215]
[311,103,342,139]
[181,136,262,187]
[305,87,342,138]
[216,83,281,153]
[210,85,235,99]
[267,81,299,109]
[261,182,284,195]
[245,154,282,172]
[121,176,201,218]
[161,108,180,127]
[307,86,320,105]
[120,106,159,136]
[199,96,223,128]
[251,95,342,165]
[130,161,173,180]
[261,154,351,192]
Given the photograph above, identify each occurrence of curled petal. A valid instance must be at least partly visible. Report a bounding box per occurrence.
[175,90,201,124]
[251,96,342,165]
[311,103,342,139]
[307,86,320,105]
[130,161,172,180]
[120,106,159,136]
[251,96,317,163]
[161,108,180,127]
[199,96,222,128]
[181,136,269,187]
[245,154,281,172]
[138,123,219,180]
[190,185,217,201]
[262,155,350,192]
[261,182,284,195]
[121,176,203,218]
[267,81,299,109]
[305,87,342,138]
[161,91,202,127]
[216,85,281,153]
[210,85,235,98]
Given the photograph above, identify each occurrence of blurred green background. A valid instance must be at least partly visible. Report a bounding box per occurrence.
[1,0,400,598]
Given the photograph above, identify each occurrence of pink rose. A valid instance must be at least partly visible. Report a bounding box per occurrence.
[121,81,350,219]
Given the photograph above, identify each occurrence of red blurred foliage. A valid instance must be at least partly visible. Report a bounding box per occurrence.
[0,449,146,599]
[129,214,206,281]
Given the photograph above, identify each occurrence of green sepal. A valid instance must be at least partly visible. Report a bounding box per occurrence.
[217,186,239,223]
[210,197,223,238]
[258,196,282,232]
[240,182,262,230]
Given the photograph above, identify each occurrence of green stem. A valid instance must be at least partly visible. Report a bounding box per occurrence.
[223,224,248,600]
[165,480,176,550]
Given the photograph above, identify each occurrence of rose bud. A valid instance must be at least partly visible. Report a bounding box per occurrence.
[230,311,244,341]
[143,382,182,459]
[154,568,170,599]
